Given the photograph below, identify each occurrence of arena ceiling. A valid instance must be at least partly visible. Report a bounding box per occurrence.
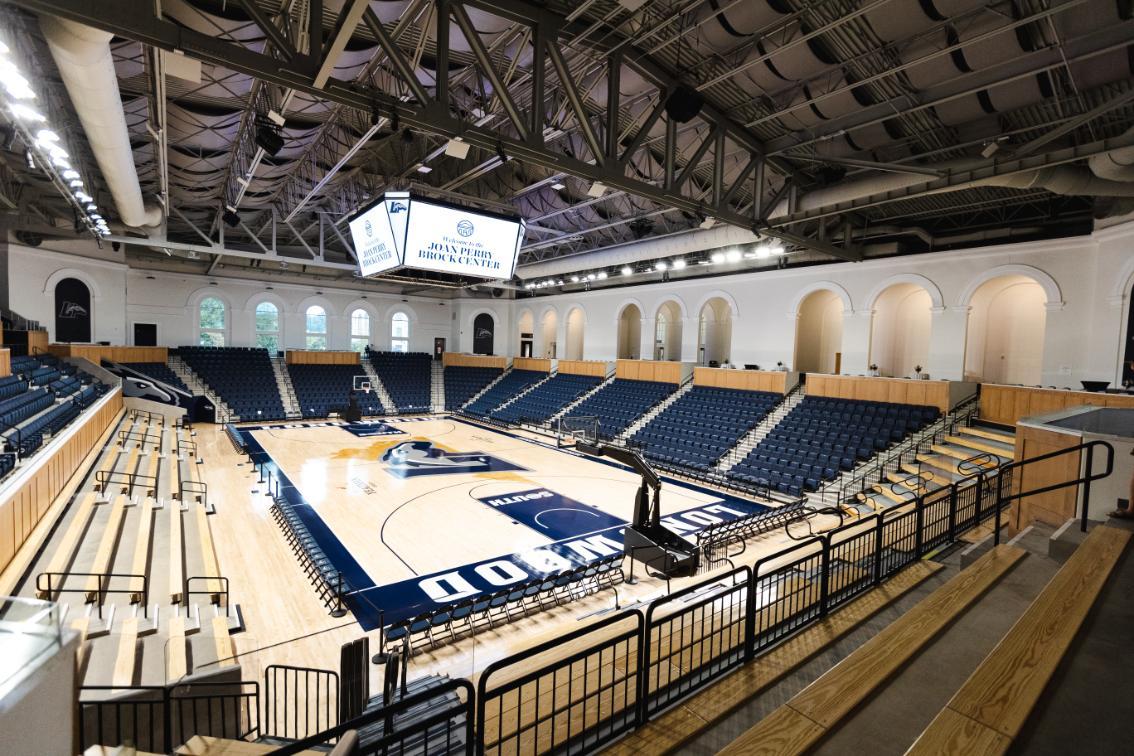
[0,0,1132,294]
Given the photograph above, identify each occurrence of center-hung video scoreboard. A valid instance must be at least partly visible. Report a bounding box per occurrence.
[347,192,526,280]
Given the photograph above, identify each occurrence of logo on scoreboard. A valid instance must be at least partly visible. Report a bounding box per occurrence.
[381,440,524,477]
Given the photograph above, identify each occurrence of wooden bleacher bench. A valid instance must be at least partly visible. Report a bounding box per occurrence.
[903,462,952,487]
[930,444,1000,466]
[170,453,182,501]
[128,497,154,603]
[36,492,99,599]
[958,426,1015,446]
[84,495,128,602]
[170,489,184,603]
[143,450,160,497]
[604,561,944,755]
[112,616,138,687]
[119,443,140,496]
[907,526,1131,755]
[211,615,235,668]
[195,502,223,602]
[944,435,1012,457]
[718,545,1027,756]
[167,615,188,681]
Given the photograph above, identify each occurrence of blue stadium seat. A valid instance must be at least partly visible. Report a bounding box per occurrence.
[444,365,502,411]
[177,346,285,420]
[287,363,386,418]
[463,369,545,417]
[490,372,603,425]
[565,378,678,439]
[368,350,432,413]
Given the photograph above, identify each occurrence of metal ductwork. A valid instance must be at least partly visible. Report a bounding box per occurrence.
[1089,127,1134,183]
[40,16,162,229]
[517,224,760,279]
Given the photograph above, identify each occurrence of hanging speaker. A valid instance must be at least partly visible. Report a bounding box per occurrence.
[665,85,704,123]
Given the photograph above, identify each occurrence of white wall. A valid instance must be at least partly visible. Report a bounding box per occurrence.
[795,290,844,373]
[7,219,1134,388]
[564,306,585,360]
[509,222,1134,387]
[964,275,1047,385]
[870,283,932,378]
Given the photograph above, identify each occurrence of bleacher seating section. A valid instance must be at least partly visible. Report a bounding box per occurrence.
[0,355,106,460]
[490,372,603,425]
[443,365,502,410]
[368,350,432,413]
[462,370,545,417]
[565,378,678,440]
[119,361,190,393]
[727,396,940,496]
[631,387,782,473]
[287,363,385,418]
[177,346,285,420]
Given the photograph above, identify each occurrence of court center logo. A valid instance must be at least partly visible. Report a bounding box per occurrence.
[456,219,475,237]
[381,440,523,477]
[364,219,373,237]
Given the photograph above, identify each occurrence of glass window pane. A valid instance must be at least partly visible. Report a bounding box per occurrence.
[391,339,408,353]
[306,335,327,351]
[306,306,327,334]
[350,337,368,354]
[200,331,224,347]
[200,297,225,330]
[256,302,279,333]
[257,334,279,353]
[351,309,369,337]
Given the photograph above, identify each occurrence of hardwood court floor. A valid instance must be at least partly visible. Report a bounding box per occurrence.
[197,417,826,690]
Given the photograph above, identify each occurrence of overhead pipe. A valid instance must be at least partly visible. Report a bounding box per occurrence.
[516,224,760,279]
[40,16,162,229]
[1089,127,1134,183]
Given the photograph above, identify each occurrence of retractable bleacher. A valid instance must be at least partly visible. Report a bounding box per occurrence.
[443,364,502,411]
[630,386,782,474]
[489,372,602,425]
[727,396,940,496]
[176,346,285,420]
[564,378,677,439]
[462,369,545,417]
[368,350,432,413]
[287,363,385,418]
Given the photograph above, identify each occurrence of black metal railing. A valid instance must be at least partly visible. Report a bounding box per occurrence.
[35,571,147,617]
[273,678,474,756]
[96,469,159,499]
[129,408,166,427]
[476,611,642,756]
[184,575,230,617]
[77,681,259,754]
[118,427,162,450]
[180,478,209,509]
[263,664,339,743]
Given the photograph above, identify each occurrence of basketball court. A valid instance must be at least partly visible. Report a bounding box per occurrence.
[229,414,774,632]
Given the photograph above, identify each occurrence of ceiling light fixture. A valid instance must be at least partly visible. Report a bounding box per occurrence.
[570,275,580,283]
[586,181,607,198]
[710,252,725,264]
[550,181,565,191]
[597,271,608,280]
[672,259,686,270]
[416,164,432,174]
[621,266,633,276]
[444,137,471,159]
[8,103,44,122]
[699,216,716,230]
[655,261,668,271]
[726,249,742,263]
[254,123,284,156]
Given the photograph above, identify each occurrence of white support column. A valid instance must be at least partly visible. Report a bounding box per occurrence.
[1040,299,1071,387]
[927,306,968,381]
[639,317,654,361]
[840,309,872,376]
[681,316,700,364]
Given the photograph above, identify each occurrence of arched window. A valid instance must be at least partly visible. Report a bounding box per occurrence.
[391,311,409,353]
[305,305,327,350]
[255,301,280,353]
[350,308,370,353]
[199,296,226,346]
